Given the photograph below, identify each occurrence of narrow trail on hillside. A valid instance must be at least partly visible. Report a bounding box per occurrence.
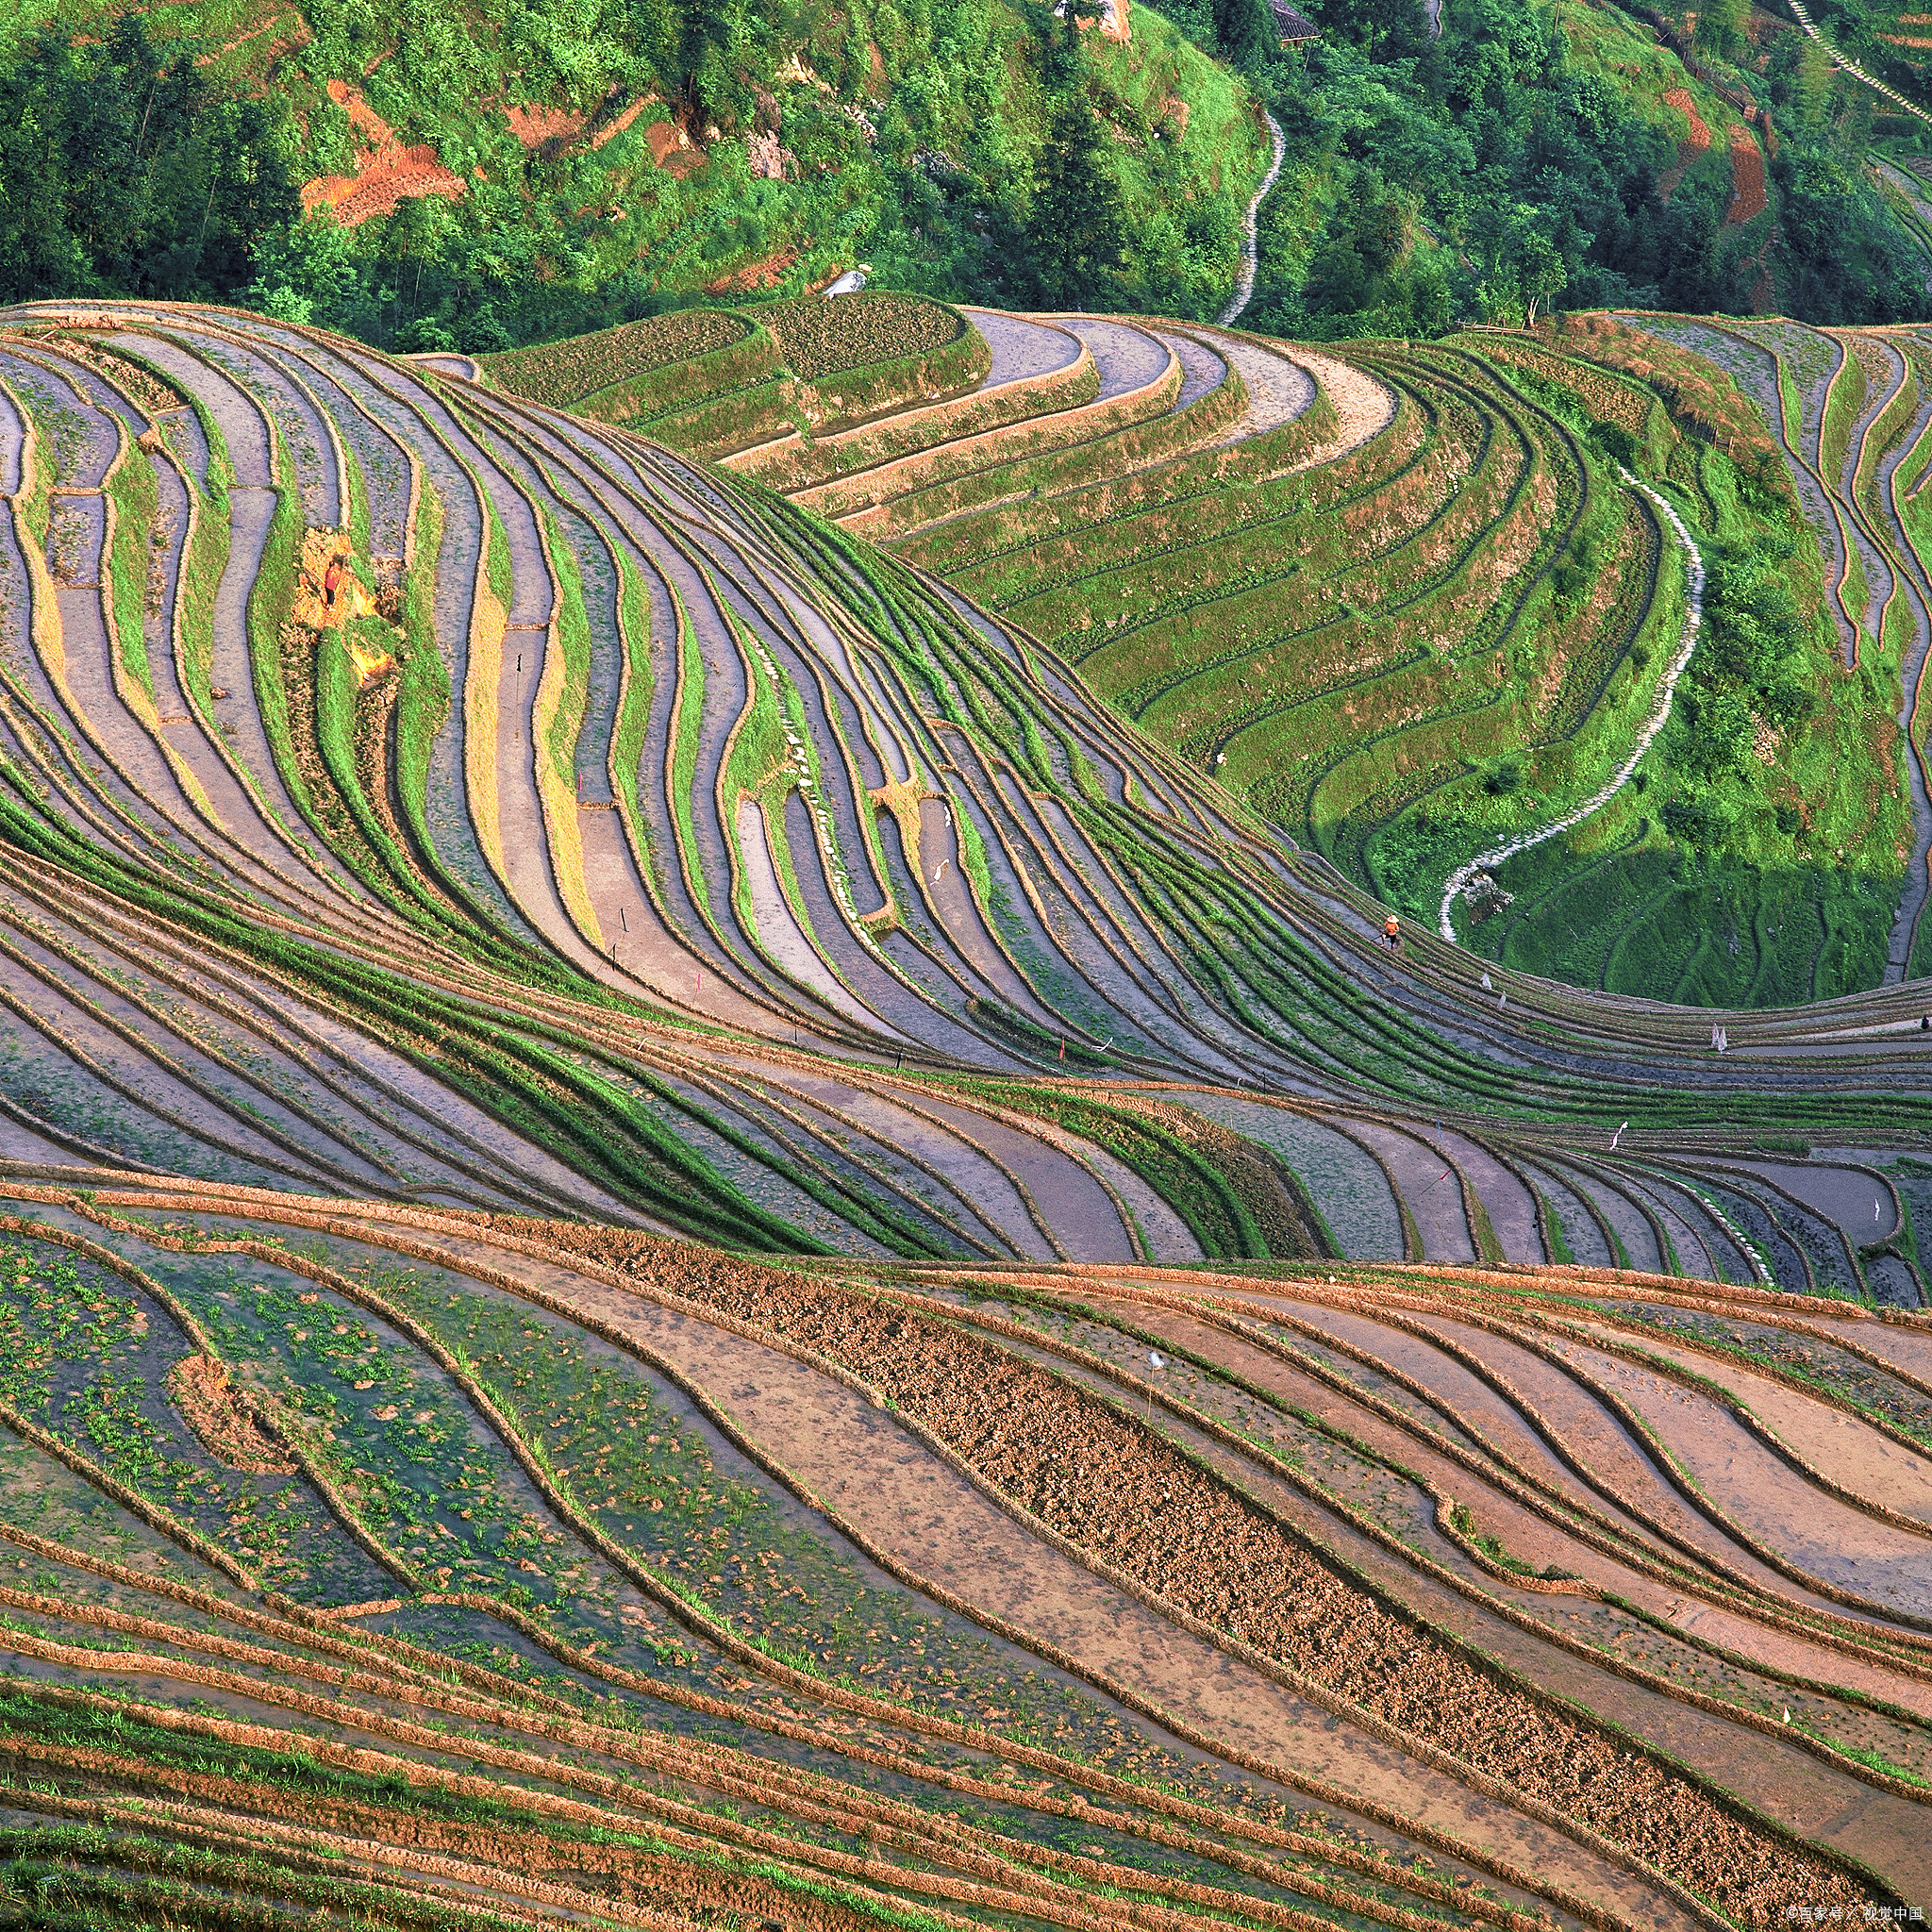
[1788,0,1932,125]
[1219,111,1286,328]
[1438,474,1706,939]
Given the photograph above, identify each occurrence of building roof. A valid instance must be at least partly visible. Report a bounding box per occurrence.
[1271,0,1320,41]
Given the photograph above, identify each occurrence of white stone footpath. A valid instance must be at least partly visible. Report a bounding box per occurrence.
[1437,473,1707,940]
[1219,111,1287,328]
[1787,1,1932,126]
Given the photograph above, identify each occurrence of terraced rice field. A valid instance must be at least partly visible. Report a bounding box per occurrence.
[1622,313,1932,981]
[567,296,1924,1014]
[0,1188,1928,1926]
[4,304,1932,1272]
[6,295,1932,1924]
[610,302,1645,924]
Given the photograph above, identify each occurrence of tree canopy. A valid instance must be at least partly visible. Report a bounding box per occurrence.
[0,17,298,305]
[1218,0,1931,335]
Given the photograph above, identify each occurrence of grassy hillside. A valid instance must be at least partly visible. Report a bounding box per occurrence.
[1436,314,1914,1004]
[0,0,1266,348]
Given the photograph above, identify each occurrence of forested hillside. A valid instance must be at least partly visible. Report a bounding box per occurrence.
[1205,0,1932,334]
[0,0,1266,350]
[6,0,1932,348]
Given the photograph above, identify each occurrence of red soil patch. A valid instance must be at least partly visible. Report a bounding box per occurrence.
[504,93,651,158]
[1657,88,1713,204]
[1664,84,1712,150]
[1727,124,1769,224]
[646,116,706,177]
[302,76,466,229]
[505,103,585,148]
[705,245,801,295]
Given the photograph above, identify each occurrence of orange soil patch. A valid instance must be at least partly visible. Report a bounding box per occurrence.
[591,96,651,150]
[504,93,651,157]
[505,103,585,148]
[326,75,394,146]
[1079,0,1132,39]
[1727,124,1768,224]
[291,528,394,683]
[196,13,305,67]
[303,76,466,229]
[705,245,801,296]
[1663,85,1712,150]
[1881,33,1932,45]
[645,116,705,177]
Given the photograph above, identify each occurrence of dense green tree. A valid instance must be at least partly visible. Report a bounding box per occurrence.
[1212,0,1278,72]
[0,17,296,304]
[1774,146,1927,324]
[1318,0,1431,62]
[1024,92,1129,307]
[673,0,762,126]
[1694,0,1748,59]
[1672,538,1820,785]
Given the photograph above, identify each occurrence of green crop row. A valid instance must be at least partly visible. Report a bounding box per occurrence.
[479,308,751,408]
[743,291,963,380]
